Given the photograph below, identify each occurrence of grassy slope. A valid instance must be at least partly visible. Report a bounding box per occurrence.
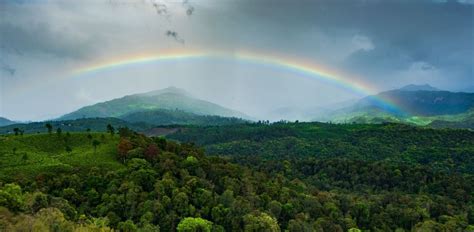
[0,133,122,181]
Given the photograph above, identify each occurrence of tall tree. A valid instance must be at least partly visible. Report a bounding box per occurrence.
[106,124,115,137]
[45,123,53,134]
[92,140,100,154]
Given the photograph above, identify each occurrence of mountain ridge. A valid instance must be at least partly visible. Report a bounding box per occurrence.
[0,117,15,127]
[58,87,249,120]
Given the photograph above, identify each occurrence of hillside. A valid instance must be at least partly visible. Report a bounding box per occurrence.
[429,112,474,130]
[59,87,248,120]
[168,122,474,173]
[120,109,248,126]
[0,126,473,231]
[318,88,474,128]
[0,118,154,135]
[373,90,474,116]
[0,117,15,127]
[0,132,122,181]
[0,111,248,135]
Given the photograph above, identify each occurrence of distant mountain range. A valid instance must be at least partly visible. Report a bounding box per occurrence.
[0,110,249,135]
[0,117,15,127]
[59,87,249,120]
[359,89,474,116]
[2,84,473,133]
[0,88,250,134]
[397,84,440,92]
[320,84,474,129]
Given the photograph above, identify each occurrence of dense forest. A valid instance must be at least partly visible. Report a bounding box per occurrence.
[0,123,473,231]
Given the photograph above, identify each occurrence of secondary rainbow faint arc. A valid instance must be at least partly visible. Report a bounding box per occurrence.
[73,50,404,114]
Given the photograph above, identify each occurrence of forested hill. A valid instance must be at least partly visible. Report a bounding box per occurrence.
[58,87,249,120]
[120,109,248,126]
[168,122,474,173]
[0,125,473,231]
[0,117,15,127]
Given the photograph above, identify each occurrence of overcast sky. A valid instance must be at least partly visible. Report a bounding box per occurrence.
[0,0,473,121]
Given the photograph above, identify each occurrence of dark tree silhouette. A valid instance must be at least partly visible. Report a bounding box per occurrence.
[92,140,100,154]
[107,124,115,136]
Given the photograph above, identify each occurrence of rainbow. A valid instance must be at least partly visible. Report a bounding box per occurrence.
[73,50,404,115]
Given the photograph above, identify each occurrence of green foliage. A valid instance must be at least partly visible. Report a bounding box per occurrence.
[0,124,472,231]
[0,118,153,135]
[45,123,53,134]
[0,133,123,180]
[0,184,24,212]
[177,217,213,232]
[243,212,280,232]
[169,122,474,173]
[121,109,249,126]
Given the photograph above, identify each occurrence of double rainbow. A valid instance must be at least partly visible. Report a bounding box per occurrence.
[73,50,403,114]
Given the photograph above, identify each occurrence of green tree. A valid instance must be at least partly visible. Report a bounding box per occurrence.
[177,217,213,232]
[107,124,115,136]
[92,140,100,154]
[56,127,62,136]
[243,212,280,232]
[87,134,93,143]
[118,219,138,232]
[0,183,25,212]
[45,123,53,134]
[13,128,20,136]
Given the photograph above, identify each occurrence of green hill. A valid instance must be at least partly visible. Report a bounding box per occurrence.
[59,87,249,120]
[371,90,474,116]
[120,108,248,126]
[318,89,474,129]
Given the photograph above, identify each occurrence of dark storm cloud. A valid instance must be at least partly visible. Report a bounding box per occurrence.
[227,0,473,88]
[0,21,97,59]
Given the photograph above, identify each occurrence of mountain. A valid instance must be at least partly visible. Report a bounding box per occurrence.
[361,90,474,116]
[458,85,474,93]
[0,117,15,126]
[120,109,249,126]
[59,87,249,120]
[321,86,474,128]
[398,84,440,92]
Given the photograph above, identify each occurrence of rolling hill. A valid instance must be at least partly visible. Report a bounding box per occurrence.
[0,117,15,127]
[58,87,249,120]
[318,85,474,128]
